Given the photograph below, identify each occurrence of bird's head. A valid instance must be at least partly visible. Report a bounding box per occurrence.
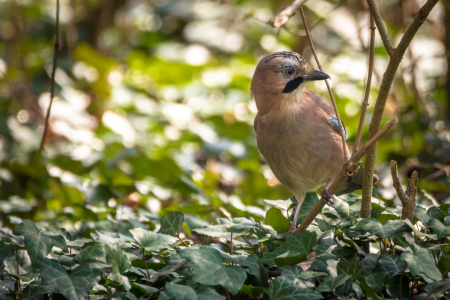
[250,51,330,112]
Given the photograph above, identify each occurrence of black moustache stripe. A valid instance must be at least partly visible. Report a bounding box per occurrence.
[282,77,303,93]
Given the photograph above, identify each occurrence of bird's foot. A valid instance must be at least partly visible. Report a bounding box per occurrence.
[321,179,335,207]
[287,224,297,235]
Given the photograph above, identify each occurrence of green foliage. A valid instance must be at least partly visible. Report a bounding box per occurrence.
[1,199,448,299]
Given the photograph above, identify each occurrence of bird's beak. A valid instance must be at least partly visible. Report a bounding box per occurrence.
[302,70,330,81]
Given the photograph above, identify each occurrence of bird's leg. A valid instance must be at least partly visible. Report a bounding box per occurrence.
[321,179,335,207]
[287,194,304,234]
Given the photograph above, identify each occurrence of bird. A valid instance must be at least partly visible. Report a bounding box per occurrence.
[250,51,369,233]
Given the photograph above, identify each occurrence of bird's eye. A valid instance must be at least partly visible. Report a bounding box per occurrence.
[283,68,294,76]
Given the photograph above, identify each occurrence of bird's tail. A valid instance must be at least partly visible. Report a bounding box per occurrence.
[335,166,378,196]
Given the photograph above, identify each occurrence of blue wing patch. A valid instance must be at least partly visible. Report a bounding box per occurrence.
[330,115,346,138]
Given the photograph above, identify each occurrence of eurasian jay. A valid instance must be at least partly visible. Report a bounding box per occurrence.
[251,51,366,233]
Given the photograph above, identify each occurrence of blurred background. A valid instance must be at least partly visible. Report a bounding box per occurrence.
[0,0,449,233]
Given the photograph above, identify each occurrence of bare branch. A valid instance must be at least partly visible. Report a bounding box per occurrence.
[270,0,307,28]
[300,8,348,162]
[353,14,375,156]
[40,0,60,151]
[361,0,439,216]
[366,0,395,56]
[294,118,397,234]
[390,161,418,222]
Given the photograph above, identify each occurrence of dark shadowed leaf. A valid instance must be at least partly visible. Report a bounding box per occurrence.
[268,276,323,300]
[316,274,350,292]
[196,286,226,300]
[75,245,107,268]
[38,258,100,300]
[259,231,317,266]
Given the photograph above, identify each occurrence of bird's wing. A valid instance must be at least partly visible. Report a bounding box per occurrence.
[304,88,346,138]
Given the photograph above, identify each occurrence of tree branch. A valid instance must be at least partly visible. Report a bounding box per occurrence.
[365,0,395,56]
[269,0,307,28]
[361,0,439,218]
[300,8,348,162]
[294,118,398,234]
[40,0,60,151]
[352,14,375,156]
[390,161,418,221]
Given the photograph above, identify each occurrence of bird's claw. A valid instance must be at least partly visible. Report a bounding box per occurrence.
[321,180,335,207]
[287,224,296,235]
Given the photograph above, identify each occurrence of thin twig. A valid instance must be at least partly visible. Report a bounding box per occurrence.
[299,7,348,162]
[16,250,21,299]
[294,118,398,233]
[399,262,407,300]
[353,14,376,156]
[269,0,307,28]
[40,0,60,151]
[178,236,189,247]
[365,0,394,56]
[423,279,450,300]
[143,251,151,279]
[230,232,233,255]
[242,236,252,246]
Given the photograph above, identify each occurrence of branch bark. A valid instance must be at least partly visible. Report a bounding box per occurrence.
[300,8,348,162]
[270,0,307,28]
[365,0,394,56]
[361,0,439,220]
[40,0,60,151]
[352,14,376,156]
[294,118,398,234]
[390,161,418,221]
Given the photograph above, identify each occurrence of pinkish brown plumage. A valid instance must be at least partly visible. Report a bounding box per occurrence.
[251,51,349,233]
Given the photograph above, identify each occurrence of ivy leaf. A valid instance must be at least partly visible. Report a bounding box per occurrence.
[193,225,248,240]
[38,258,100,300]
[334,195,361,220]
[241,254,268,287]
[264,199,293,210]
[377,252,406,274]
[165,283,197,300]
[219,217,259,233]
[265,208,290,233]
[158,211,184,236]
[351,218,407,239]
[130,228,178,252]
[66,238,92,247]
[105,244,132,290]
[385,274,410,300]
[400,244,443,282]
[259,232,317,266]
[365,273,385,292]
[428,219,450,240]
[360,254,379,274]
[416,279,450,300]
[316,274,350,292]
[428,207,445,222]
[13,220,60,266]
[21,284,54,300]
[196,286,226,300]
[179,246,246,295]
[414,206,431,224]
[74,245,107,269]
[0,245,13,263]
[337,257,363,280]
[402,219,438,240]
[268,276,323,300]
